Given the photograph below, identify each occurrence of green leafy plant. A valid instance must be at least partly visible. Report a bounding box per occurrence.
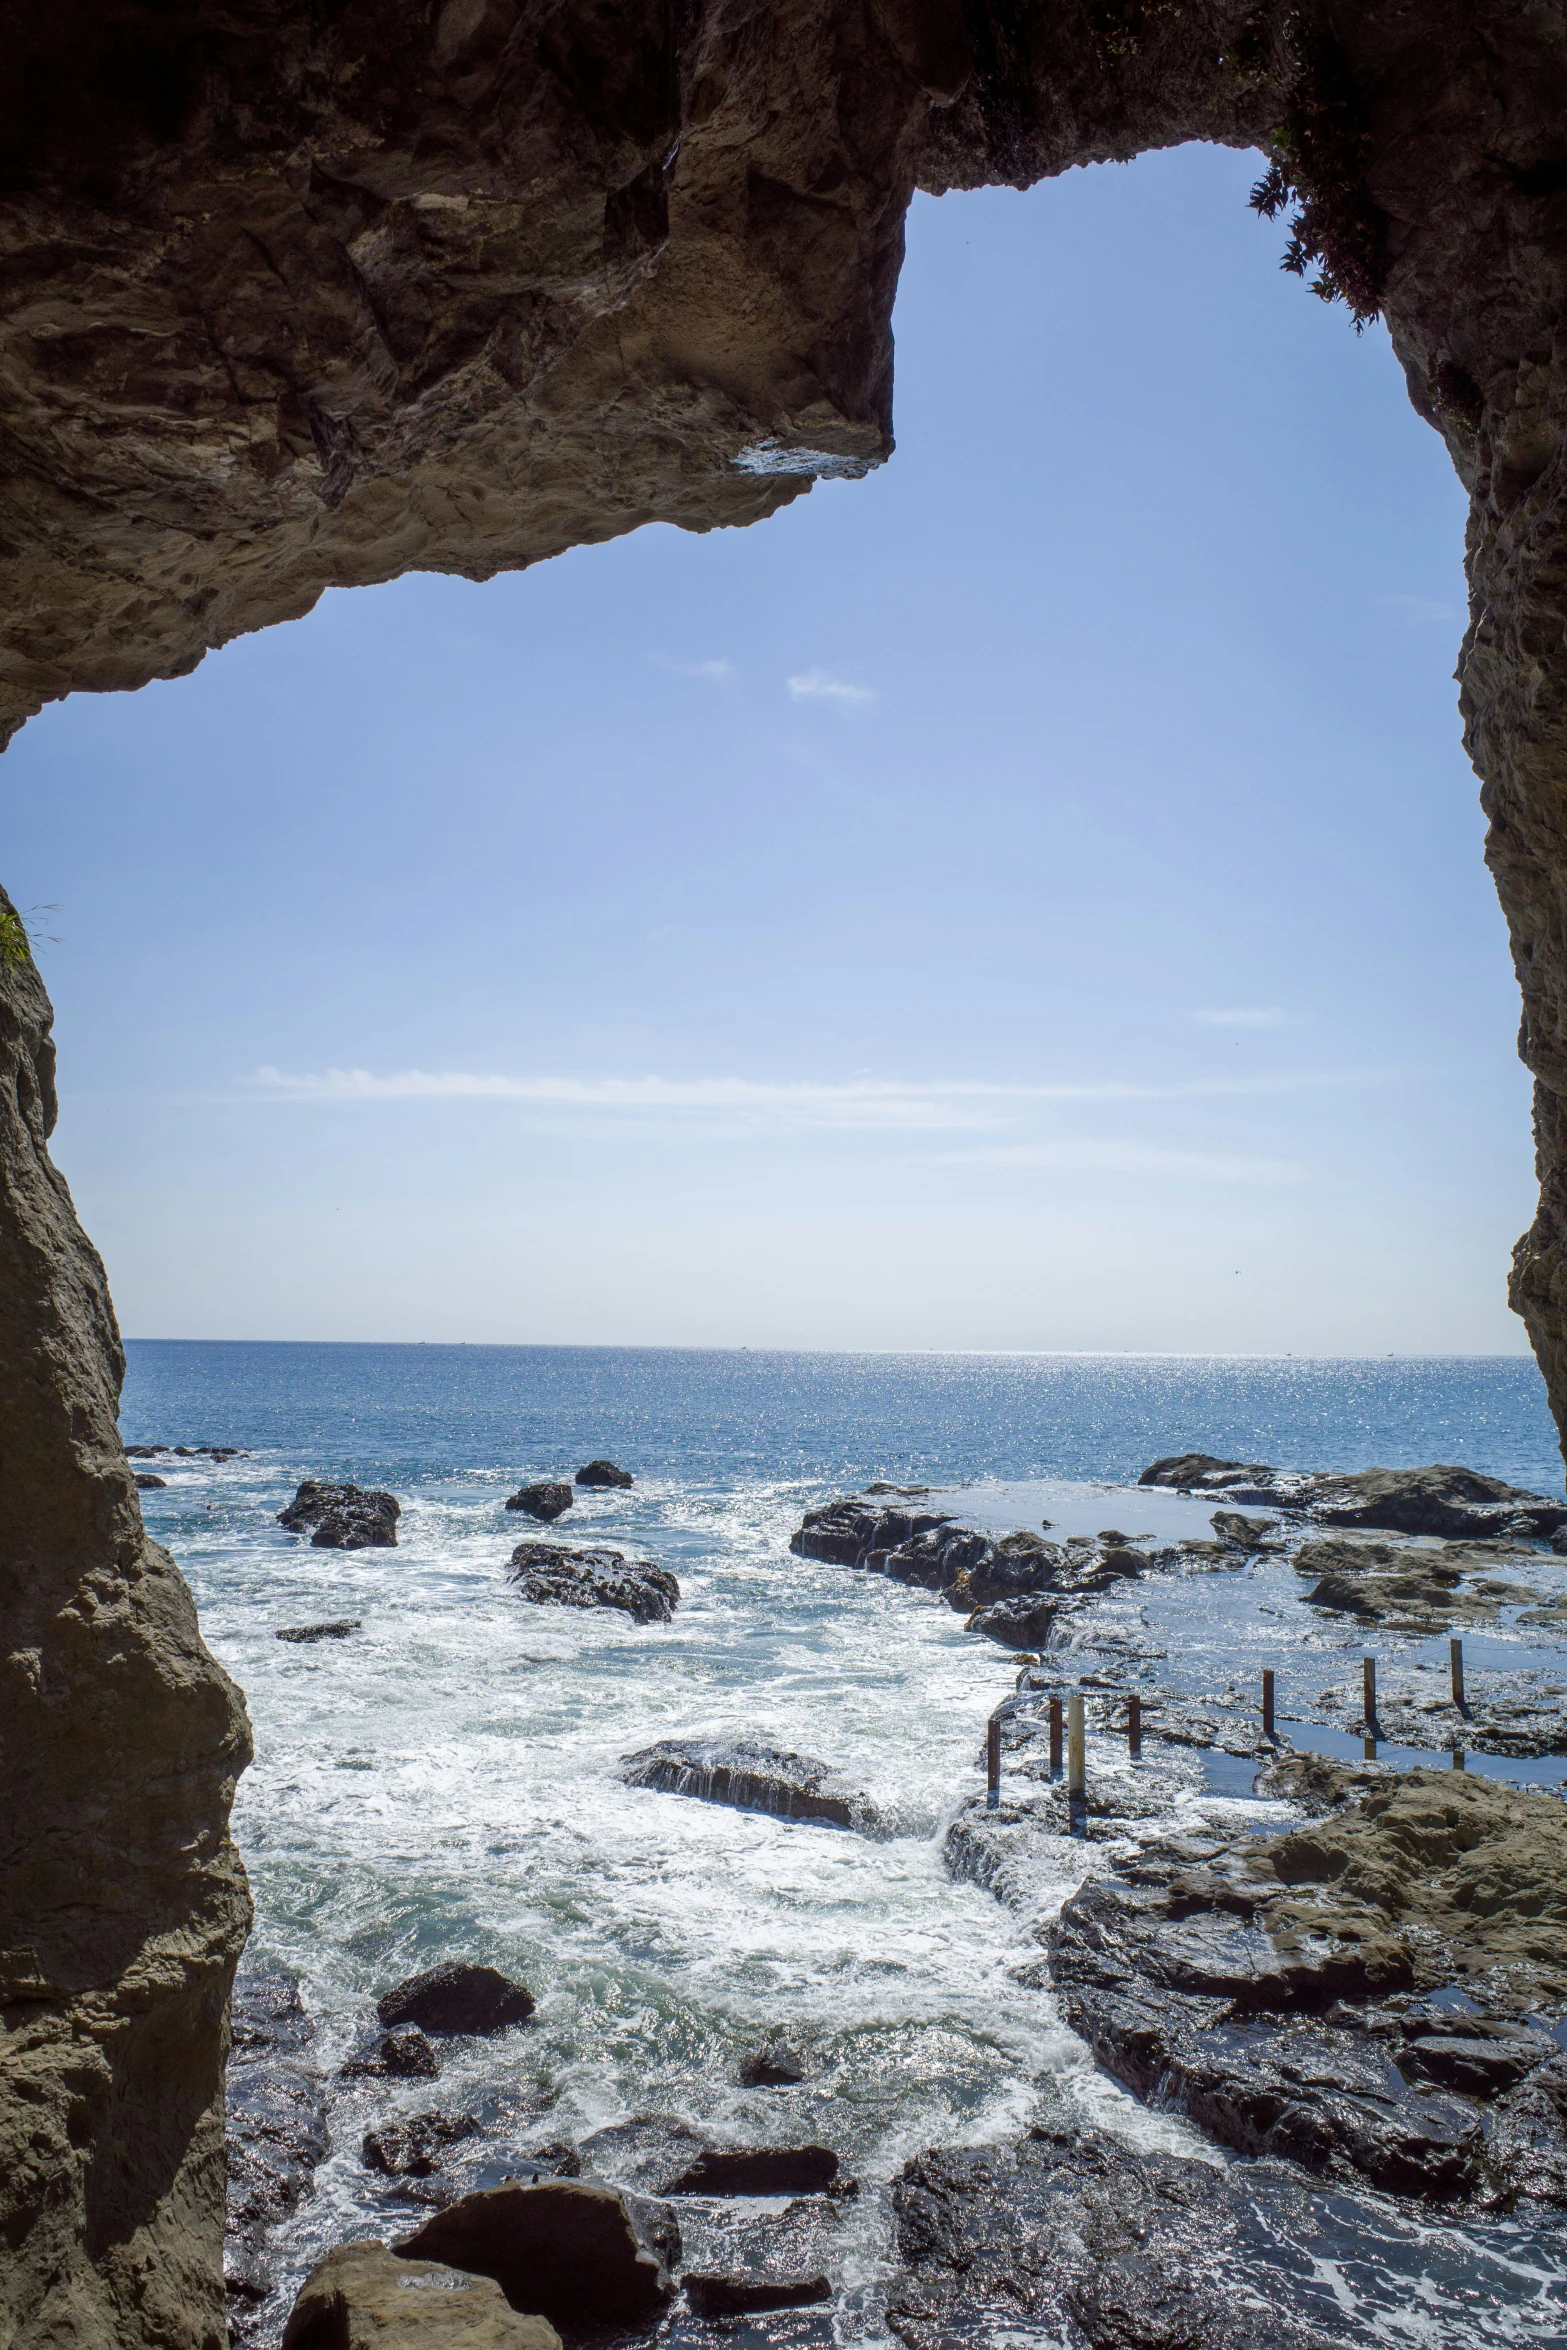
[1249,15,1388,330]
[0,908,30,968]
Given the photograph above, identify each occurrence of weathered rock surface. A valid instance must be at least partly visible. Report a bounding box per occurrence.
[505,1482,574,1524]
[378,1964,537,2037]
[1140,1456,1567,1537]
[1310,1663,1567,1758]
[398,2180,675,2330]
[1212,1507,1283,1548]
[1047,1763,1567,2202]
[738,2034,809,2088]
[508,1542,678,1623]
[0,891,253,2349]
[1295,1535,1544,1629]
[619,1737,888,1833]
[277,1616,363,1643]
[685,2270,831,2317]
[575,1459,634,1487]
[887,2125,1335,2350]
[342,2027,441,2082]
[226,1964,329,2334]
[578,2113,843,2200]
[135,1470,168,1488]
[279,1478,401,1548]
[283,2241,561,2350]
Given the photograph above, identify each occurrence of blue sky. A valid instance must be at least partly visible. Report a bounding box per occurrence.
[1,144,1532,1352]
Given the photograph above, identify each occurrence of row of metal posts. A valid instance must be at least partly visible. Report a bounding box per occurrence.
[986,1637,1471,1808]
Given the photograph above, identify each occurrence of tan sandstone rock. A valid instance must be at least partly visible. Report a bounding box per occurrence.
[282,2242,562,2349]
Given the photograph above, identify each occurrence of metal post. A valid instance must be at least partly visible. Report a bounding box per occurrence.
[1452,1746,1466,1772]
[1127,1693,1141,1758]
[1067,1693,1086,1796]
[1049,1694,1063,1775]
[986,1710,1002,1810]
[1450,1637,1465,1712]
[1362,1654,1377,1733]
[1261,1668,1275,1743]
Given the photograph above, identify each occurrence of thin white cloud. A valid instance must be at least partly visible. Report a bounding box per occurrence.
[244,1064,1369,1134]
[652,656,737,683]
[938,1140,1306,1185]
[1375,593,1457,625]
[786,668,876,706]
[1192,1007,1287,1029]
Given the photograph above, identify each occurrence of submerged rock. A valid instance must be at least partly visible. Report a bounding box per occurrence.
[283,2241,559,2350]
[738,2033,809,2087]
[278,1478,401,1548]
[619,1737,889,1834]
[133,1471,166,1488]
[578,2113,842,2199]
[506,1480,574,1522]
[685,2270,831,2316]
[887,2125,1335,2350]
[226,1965,329,2333]
[1046,1762,1567,2203]
[398,2179,675,2330]
[576,1458,634,1486]
[378,1963,536,2037]
[509,1542,678,1623]
[364,2110,480,2179]
[1295,1535,1542,1631]
[1139,1453,1272,1491]
[341,2026,440,2080]
[276,1617,362,1643]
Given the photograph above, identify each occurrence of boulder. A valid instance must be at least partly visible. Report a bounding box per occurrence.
[365,2111,480,2179]
[278,1479,401,1549]
[283,2241,560,2349]
[790,1498,954,1567]
[1138,1454,1272,1490]
[508,1544,678,1624]
[378,1965,536,2037]
[342,2028,440,2081]
[968,1595,1060,1650]
[685,2272,831,2316]
[397,2180,674,2330]
[737,2034,809,2088]
[576,1459,634,1487]
[1211,1509,1281,1549]
[619,1738,888,1834]
[134,1471,167,1488]
[506,1481,573,1523]
[276,1618,362,1643]
[664,2146,840,2197]
[1303,1463,1567,1539]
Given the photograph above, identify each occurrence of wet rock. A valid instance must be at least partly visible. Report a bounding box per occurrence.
[509,1543,678,1624]
[1304,1463,1567,1540]
[865,1481,935,1496]
[378,1964,537,2037]
[514,2140,583,2181]
[887,2125,1335,2350]
[576,1458,634,1486]
[738,2034,809,2087]
[134,1471,166,1488]
[1139,1453,1273,1491]
[126,1442,245,1458]
[1294,1536,1543,1632]
[1046,1764,1567,2202]
[506,1481,574,1523]
[968,1594,1061,1650]
[342,2027,441,2081]
[1212,1508,1282,1549]
[398,2179,675,2329]
[282,2241,560,2350]
[279,1478,401,1548]
[685,2271,831,2316]
[790,1498,954,1566]
[577,2113,710,2194]
[664,2146,841,2197]
[226,1965,329,2332]
[619,1738,889,1834]
[365,2110,481,2178]
[276,1617,362,1643]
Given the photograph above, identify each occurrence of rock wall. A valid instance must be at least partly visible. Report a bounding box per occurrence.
[4,2,1567,2339]
[0,884,252,2348]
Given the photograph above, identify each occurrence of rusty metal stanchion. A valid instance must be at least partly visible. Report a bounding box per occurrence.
[1363,1653,1378,1734]
[1067,1694,1086,1796]
[986,1708,1003,1810]
[1127,1693,1141,1759]
[1262,1668,1276,1743]
[1450,1637,1466,1713]
[1049,1694,1063,1776]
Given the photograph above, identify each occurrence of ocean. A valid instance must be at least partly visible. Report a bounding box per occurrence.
[121,1345,1567,2348]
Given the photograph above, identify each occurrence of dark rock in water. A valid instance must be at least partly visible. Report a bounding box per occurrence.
[1303,1462,1567,1539]
[226,1965,329,2334]
[865,1481,935,1496]
[509,1542,678,1623]
[275,1617,361,1643]
[1212,1508,1281,1549]
[1139,1453,1272,1491]
[1294,1536,1542,1632]
[886,2125,1336,2350]
[516,2139,583,2181]
[1046,1761,1567,2203]
[341,2025,440,2079]
[968,1594,1061,1650]
[283,2241,560,2350]
[666,2146,841,2197]
[278,1478,400,1548]
[134,1471,167,1488]
[577,2113,711,2194]
[685,2271,831,2316]
[398,2179,675,2329]
[738,2034,809,2087]
[364,2109,480,2178]
[576,1457,634,1486]
[620,1737,888,1834]
[378,1962,536,2036]
[790,1497,954,1567]
[506,1480,574,1522]
[127,1441,246,1458]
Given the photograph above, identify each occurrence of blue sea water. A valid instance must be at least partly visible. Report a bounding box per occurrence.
[121,1346,1567,2350]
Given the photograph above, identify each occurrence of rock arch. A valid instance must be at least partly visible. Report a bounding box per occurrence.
[3,3,1566,2338]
